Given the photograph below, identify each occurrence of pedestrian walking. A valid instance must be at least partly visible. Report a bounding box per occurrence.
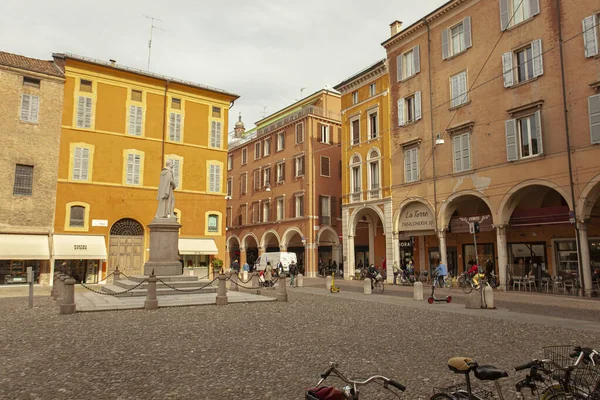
[232,259,240,274]
[433,256,447,287]
[243,261,249,272]
[265,261,273,287]
[392,261,400,286]
[289,261,298,287]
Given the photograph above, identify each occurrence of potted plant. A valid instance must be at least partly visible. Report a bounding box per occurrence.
[211,258,223,278]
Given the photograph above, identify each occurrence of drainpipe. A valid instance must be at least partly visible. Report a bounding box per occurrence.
[161,80,170,167]
[555,0,584,296]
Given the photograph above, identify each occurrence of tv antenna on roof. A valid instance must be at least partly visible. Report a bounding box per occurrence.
[261,106,268,119]
[144,15,165,71]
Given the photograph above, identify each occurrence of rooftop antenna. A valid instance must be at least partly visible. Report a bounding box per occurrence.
[144,15,165,71]
[300,87,307,99]
[261,106,268,119]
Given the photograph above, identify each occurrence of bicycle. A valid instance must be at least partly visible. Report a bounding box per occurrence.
[306,362,406,399]
[418,270,430,284]
[372,273,385,294]
[457,273,475,294]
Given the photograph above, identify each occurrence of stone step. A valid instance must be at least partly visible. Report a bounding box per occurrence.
[101,284,218,297]
[113,279,215,290]
[124,275,202,283]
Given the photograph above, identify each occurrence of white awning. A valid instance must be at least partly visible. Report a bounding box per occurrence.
[179,238,218,255]
[53,235,107,260]
[0,234,50,260]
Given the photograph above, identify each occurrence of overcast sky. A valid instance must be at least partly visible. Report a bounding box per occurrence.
[2,0,447,132]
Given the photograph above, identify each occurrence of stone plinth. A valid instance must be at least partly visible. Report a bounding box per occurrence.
[143,217,182,276]
[413,282,423,300]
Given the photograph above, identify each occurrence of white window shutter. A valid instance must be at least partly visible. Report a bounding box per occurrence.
[128,105,137,134]
[404,149,411,182]
[396,54,403,82]
[30,96,39,123]
[502,52,514,87]
[210,121,216,147]
[133,155,141,185]
[81,148,89,181]
[528,0,540,17]
[413,45,420,74]
[171,159,180,189]
[76,96,85,127]
[463,17,472,49]
[21,94,30,121]
[453,136,461,172]
[583,16,599,58]
[135,106,143,135]
[534,110,543,154]
[460,72,468,104]
[462,133,471,171]
[450,75,459,107]
[505,119,519,161]
[73,147,82,180]
[215,165,221,192]
[215,122,222,148]
[176,114,182,141]
[84,97,93,128]
[397,98,405,126]
[442,29,449,59]
[499,0,509,31]
[589,95,600,144]
[209,165,215,192]
[169,113,176,140]
[126,154,134,184]
[531,39,544,77]
[414,91,422,121]
[412,149,419,181]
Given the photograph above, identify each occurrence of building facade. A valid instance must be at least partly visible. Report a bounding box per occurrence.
[334,60,393,279]
[373,0,600,293]
[225,90,342,277]
[0,51,64,286]
[52,53,238,282]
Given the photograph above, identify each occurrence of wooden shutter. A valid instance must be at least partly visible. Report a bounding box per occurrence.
[76,96,86,127]
[169,113,176,140]
[319,195,324,224]
[583,16,599,58]
[462,134,470,171]
[534,110,543,154]
[300,156,305,175]
[30,95,39,122]
[396,54,403,82]
[339,160,342,179]
[413,45,420,74]
[21,94,30,121]
[502,52,514,87]
[459,72,467,104]
[442,29,449,59]
[128,106,136,134]
[397,98,405,126]
[589,94,600,144]
[463,17,472,49]
[531,39,544,77]
[215,122,222,148]
[528,0,540,17]
[404,149,412,182]
[81,148,90,180]
[73,147,82,180]
[135,106,143,135]
[317,124,322,142]
[499,0,509,31]
[170,159,181,189]
[414,91,422,121]
[210,121,217,147]
[453,135,462,172]
[505,119,519,161]
[450,75,459,108]
[84,97,93,128]
[411,149,418,181]
[321,157,330,176]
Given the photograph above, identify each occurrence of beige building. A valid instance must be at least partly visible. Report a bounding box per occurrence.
[225,90,342,277]
[377,0,600,293]
[0,51,65,285]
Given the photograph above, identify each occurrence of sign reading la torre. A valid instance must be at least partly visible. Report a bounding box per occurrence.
[399,203,435,231]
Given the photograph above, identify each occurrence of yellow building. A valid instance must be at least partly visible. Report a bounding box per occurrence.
[334,59,392,279]
[52,53,238,282]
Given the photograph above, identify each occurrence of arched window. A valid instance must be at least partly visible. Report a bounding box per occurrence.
[110,218,144,236]
[64,201,90,231]
[349,154,362,202]
[69,206,85,227]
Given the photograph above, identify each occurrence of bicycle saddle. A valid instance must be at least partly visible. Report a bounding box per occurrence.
[448,357,477,374]
[474,365,509,381]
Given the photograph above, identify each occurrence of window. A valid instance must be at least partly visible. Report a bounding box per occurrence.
[397,92,422,126]
[351,117,360,145]
[69,206,85,227]
[210,121,222,148]
[589,94,600,144]
[294,156,305,177]
[241,173,247,195]
[227,178,232,197]
[13,164,33,196]
[263,167,271,187]
[295,195,304,217]
[128,104,143,136]
[404,147,419,183]
[23,76,40,88]
[350,155,361,201]
[208,164,221,192]
[126,153,142,185]
[254,169,261,191]
[583,14,599,58]
[264,138,271,156]
[252,203,260,223]
[131,90,142,102]
[296,123,304,143]
[500,0,540,30]
[277,132,285,151]
[320,156,330,177]
[442,18,472,59]
[207,214,219,232]
[505,110,543,161]
[351,166,361,193]
[166,157,182,189]
[352,91,358,104]
[276,162,285,183]
[396,46,420,81]
[450,71,468,108]
[262,202,270,222]
[169,112,182,142]
[319,124,330,143]
[254,142,261,160]
[239,204,247,225]
[171,98,181,110]
[212,106,221,118]
[367,149,380,194]
[369,83,376,96]
[228,154,233,170]
[80,79,92,93]
[367,110,378,139]
[320,196,331,225]
[76,96,93,128]
[20,94,39,123]
[277,198,285,220]
[72,146,91,181]
[242,148,247,165]
[453,132,471,172]
[226,208,232,228]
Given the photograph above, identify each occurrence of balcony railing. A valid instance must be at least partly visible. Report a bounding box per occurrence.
[368,188,381,200]
[351,190,362,203]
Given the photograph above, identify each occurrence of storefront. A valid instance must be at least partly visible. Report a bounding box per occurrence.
[462,243,495,273]
[178,238,218,268]
[398,202,436,272]
[508,242,547,278]
[0,234,50,285]
[53,234,107,283]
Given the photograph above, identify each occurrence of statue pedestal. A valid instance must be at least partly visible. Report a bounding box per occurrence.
[143,217,182,276]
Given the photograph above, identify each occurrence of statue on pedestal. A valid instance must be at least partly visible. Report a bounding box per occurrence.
[155,160,176,219]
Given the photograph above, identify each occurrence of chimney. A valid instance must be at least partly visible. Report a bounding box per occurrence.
[109,59,116,66]
[390,20,403,37]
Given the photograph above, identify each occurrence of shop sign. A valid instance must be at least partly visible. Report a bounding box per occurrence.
[399,203,435,231]
[450,215,492,233]
[399,240,413,248]
[92,219,108,227]
[74,244,88,250]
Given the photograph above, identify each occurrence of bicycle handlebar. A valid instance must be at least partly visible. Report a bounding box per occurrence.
[515,361,537,372]
[387,380,406,391]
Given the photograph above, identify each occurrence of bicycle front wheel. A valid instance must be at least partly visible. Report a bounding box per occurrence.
[539,385,588,399]
[374,281,384,294]
[461,280,473,294]
[430,393,456,400]
[419,275,427,283]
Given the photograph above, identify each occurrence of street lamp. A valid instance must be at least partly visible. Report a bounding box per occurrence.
[265,183,271,192]
[435,133,445,145]
[225,195,231,200]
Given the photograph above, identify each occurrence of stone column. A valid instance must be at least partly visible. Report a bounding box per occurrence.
[385,232,395,282]
[578,221,593,297]
[258,246,264,256]
[216,274,228,305]
[58,275,67,305]
[59,277,76,315]
[438,230,448,267]
[368,222,375,266]
[346,235,355,280]
[239,247,247,267]
[277,274,288,302]
[392,232,400,270]
[494,225,508,291]
[279,245,287,252]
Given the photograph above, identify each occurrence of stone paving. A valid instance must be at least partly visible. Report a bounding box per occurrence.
[0,285,599,400]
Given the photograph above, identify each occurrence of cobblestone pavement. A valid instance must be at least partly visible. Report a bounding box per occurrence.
[1,288,599,400]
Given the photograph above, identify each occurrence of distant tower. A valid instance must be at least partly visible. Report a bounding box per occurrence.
[234,112,245,138]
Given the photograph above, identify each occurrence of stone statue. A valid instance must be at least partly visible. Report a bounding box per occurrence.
[155,160,176,218]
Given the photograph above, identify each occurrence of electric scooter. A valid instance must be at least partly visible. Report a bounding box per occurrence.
[427,275,452,304]
[330,272,340,293]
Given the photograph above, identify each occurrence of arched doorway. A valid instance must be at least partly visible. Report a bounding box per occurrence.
[108,218,145,277]
[227,235,241,267]
[242,233,259,270]
[317,226,341,275]
[347,206,387,280]
[261,230,280,253]
[282,228,306,274]
[578,175,600,294]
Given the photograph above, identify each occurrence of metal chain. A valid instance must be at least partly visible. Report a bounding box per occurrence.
[227,275,276,290]
[79,279,148,296]
[156,277,219,292]
[97,270,116,283]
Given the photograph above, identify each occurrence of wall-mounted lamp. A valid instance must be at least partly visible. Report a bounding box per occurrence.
[225,196,232,200]
[435,133,445,145]
[265,183,271,192]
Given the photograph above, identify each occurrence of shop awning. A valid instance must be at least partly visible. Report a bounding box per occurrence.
[53,235,107,259]
[0,234,50,260]
[178,238,218,255]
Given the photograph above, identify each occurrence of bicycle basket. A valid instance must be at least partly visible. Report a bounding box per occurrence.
[570,363,600,394]
[434,383,494,399]
[543,345,579,369]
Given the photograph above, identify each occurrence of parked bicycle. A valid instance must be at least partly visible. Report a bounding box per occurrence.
[306,362,406,399]
[372,272,385,294]
[418,270,430,284]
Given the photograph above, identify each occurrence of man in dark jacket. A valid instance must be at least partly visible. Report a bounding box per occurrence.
[289,261,298,287]
[232,259,240,274]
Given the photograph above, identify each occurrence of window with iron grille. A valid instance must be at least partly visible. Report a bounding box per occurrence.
[13,164,33,196]
[69,206,85,227]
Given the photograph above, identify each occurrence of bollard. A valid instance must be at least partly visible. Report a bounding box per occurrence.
[465,291,482,309]
[251,272,260,295]
[483,285,495,309]
[216,274,228,305]
[413,282,423,301]
[59,277,77,315]
[243,270,248,282]
[58,275,68,305]
[230,272,239,292]
[113,268,121,282]
[325,275,332,291]
[277,273,288,302]
[51,273,58,300]
[50,273,56,298]
[296,273,304,287]
[364,279,372,295]
[145,273,158,310]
